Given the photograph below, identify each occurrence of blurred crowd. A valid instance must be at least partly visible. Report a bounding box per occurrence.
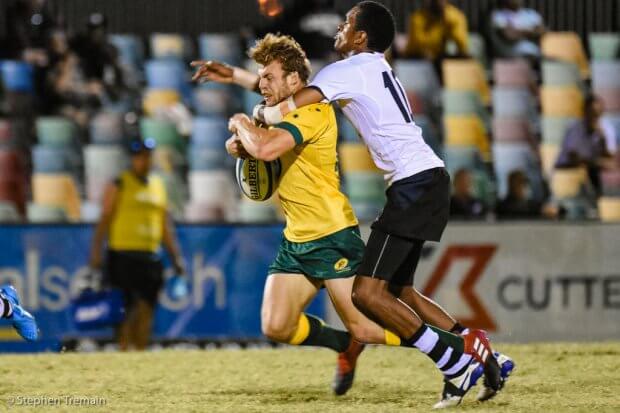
[0,0,619,223]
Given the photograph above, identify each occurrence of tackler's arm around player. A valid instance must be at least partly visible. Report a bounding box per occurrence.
[228,113,296,162]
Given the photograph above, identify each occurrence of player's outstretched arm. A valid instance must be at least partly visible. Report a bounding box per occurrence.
[228,113,295,162]
[254,87,324,125]
[190,60,260,92]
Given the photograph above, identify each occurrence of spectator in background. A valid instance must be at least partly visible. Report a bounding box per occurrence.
[70,13,126,102]
[2,0,56,61]
[449,168,486,219]
[255,0,341,60]
[497,170,558,219]
[556,95,616,194]
[403,0,469,62]
[490,0,545,60]
[89,138,185,351]
[45,29,104,126]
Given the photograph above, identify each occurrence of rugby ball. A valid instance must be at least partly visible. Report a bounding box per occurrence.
[235,157,282,201]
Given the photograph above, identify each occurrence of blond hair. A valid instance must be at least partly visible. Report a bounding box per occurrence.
[249,33,311,82]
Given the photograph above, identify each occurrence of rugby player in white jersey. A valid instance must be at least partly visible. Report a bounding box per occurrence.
[192,2,514,407]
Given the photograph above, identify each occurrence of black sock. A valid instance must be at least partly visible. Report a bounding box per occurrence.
[450,322,466,334]
[289,313,351,353]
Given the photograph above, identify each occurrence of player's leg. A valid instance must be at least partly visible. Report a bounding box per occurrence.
[324,276,389,396]
[352,230,485,408]
[0,285,38,341]
[262,273,350,352]
[392,246,512,402]
[133,299,155,350]
[324,276,385,345]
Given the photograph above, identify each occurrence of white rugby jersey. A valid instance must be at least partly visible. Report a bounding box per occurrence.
[310,52,444,185]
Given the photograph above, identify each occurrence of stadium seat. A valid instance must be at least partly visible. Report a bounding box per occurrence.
[199,33,242,66]
[338,143,380,172]
[83,145,128,202]
[109,34,144,67]
[188,171,236,216]
[140,118,184,151]
[0,177,26,213]
[337,114,359,142]
[0,61,34,93]
[145,59,188,92]
[415,115,442,158]
[542,116,578,145]
[35,117,75,147]
[0,201,20,222]
[446,33,487,66]
[542,61,581,86]
[32,174,81,220]
[80,201,101,222]
[598,197,620,221]
[191,116,230,149]
[194,83,237,116]
[343,172,386,204]
[0,149,24,179]
[406,90,426,114]
[443,146,483,175]
[539,143,560,178]
[143,89,181,116]
[153,147,185,171]
[541,32,590,78]
[90,112,124,144]
[588,33,620,60]
[27,203,68,222]
[492,118,532,143]
[493,59,533,88]
[351,201,383,222]
[540,86,584,117]
[591,61,620,89]
[393,60,441,102]
[442,90,487,118]
[493,142,541,199]
[492,87,535,119]
[32,146,78,174]
[150,33,187,59]
[0,119,12,145]
[442,59,490,104]
[237,199,278,223]
[601,170,620,196]
[594,88,620,112]
[443,115,490,160]
[188,146,228,171]
[550,168,589,199]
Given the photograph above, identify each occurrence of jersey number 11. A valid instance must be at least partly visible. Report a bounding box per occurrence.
[382,71,414,123]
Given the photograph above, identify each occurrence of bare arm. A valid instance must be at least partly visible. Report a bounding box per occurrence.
[191,60,260,92]
[89,182,119,268]
[257,87,325,125]
[162,212,185,275]
[229,113,296,161]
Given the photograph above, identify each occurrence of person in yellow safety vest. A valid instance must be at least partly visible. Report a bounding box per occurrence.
[89,137,185,351]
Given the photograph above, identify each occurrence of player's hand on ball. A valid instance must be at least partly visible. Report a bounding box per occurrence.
[225,135,249,159]
[228,113,252,133]
[190,60,234,83]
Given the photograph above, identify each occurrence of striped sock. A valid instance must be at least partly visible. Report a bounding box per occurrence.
[404,324,473,378]
[288,313,351,353]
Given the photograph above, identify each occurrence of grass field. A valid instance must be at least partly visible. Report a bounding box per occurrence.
[1,342,619,412]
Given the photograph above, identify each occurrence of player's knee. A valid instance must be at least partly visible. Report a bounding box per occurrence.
[261,315,295,343]
[351,280,374,313]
